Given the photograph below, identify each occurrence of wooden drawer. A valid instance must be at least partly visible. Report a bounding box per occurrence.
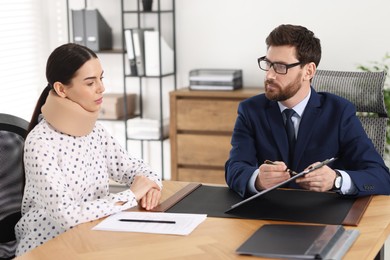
[177,168,226,185]
[176,99,240,132]
[170,88,263,182]
[177,134,231,167]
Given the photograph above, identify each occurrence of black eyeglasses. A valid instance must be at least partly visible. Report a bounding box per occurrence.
[257,56,302,75]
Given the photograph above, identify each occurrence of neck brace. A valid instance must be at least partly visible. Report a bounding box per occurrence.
[41,90,99,137]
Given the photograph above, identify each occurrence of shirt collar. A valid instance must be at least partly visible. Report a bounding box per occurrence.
[277,88,311,117]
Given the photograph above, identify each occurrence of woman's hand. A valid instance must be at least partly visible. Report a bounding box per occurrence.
[140,188,162,210]
[130,175,162,210]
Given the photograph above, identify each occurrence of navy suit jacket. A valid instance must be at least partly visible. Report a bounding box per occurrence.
[225,87,390,198]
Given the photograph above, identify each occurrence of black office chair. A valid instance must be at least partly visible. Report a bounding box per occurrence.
[312,70,388,157]
[0,113,28,260]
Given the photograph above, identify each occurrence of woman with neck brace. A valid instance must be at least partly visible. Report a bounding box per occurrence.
[15,43,162,256]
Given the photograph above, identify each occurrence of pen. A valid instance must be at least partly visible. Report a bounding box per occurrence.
[264,160,298,176]
[118,219,176,224]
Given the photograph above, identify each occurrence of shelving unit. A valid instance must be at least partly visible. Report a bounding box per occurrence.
[66,0,176,179]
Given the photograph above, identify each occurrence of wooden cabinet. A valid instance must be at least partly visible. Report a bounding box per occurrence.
[169,87,263,184]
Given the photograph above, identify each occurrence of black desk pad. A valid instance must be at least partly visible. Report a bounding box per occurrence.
[166,185,358,225]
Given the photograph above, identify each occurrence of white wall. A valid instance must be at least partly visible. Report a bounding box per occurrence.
[175,0,390,88]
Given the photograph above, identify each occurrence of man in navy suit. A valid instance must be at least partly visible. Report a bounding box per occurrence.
[225,24,390,198]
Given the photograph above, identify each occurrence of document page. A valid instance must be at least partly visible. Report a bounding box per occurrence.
[92,211,207,235]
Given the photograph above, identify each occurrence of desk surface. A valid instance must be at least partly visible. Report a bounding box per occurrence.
[15,181,390,260]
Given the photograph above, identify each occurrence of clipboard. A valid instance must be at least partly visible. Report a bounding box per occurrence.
[226,157,337,212]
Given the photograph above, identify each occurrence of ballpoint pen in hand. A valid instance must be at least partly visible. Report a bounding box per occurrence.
[264,160,298,176]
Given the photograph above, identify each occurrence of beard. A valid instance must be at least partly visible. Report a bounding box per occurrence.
[264,72,302,102]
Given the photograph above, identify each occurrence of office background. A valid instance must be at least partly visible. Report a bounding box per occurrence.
[1,1,390,257]
[44,0,390,87]
[1,0,390,175]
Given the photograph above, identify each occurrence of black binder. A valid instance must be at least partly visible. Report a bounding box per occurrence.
[71,9,112,51]
[236,224,359,259]
[71,9,85,46]
[85,9,112,51]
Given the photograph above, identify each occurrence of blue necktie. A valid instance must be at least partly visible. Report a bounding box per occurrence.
[283,109,296,164]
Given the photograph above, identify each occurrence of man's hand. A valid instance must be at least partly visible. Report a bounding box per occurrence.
[130,175,162,210]
[255,161,290,190]
[295,162,336,192]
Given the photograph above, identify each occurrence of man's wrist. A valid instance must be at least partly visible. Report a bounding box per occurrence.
[332,170,343,190]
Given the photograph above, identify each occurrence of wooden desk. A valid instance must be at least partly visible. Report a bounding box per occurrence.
[15,181,390,260]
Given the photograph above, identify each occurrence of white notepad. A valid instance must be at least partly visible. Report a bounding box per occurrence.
[93,211,207,236]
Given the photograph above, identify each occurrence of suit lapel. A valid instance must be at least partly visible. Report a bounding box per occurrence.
[266,102,290,163]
